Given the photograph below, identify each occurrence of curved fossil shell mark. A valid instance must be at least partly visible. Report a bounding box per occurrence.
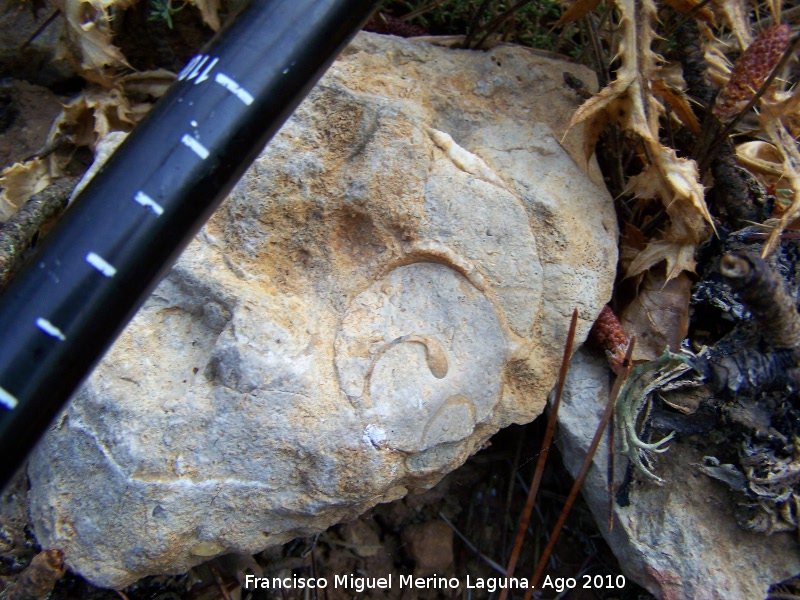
[392,334,449,379]
[335,262,506,453]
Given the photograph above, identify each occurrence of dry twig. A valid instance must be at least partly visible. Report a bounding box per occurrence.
[525,338,636,595]
[498,308,578,600]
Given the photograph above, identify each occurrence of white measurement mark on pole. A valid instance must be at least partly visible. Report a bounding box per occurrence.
[181,134,209,159]
[134,191,164,216]
[214,73,254,106]
[177,54,219,84]
[36,318,66,341]
[0,386,18,410]
[86,252,117,277]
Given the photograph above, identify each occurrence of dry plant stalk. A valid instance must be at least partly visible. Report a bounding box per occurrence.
[497,308,579,600]
[0,177,78,288]
[706,251,800,397]
[525,338,637,596]
[720,252,800,351]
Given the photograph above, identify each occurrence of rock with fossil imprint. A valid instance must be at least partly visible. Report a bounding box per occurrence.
[24,32,617,588]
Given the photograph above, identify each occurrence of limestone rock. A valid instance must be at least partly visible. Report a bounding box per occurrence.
[26,33,617,588]
[558,348,800,599]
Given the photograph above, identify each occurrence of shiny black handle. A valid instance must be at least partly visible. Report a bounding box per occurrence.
[0,0,379,490]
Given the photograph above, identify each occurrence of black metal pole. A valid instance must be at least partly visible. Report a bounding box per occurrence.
[0,0,379,490]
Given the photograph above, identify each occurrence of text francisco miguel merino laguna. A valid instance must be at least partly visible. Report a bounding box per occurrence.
[245,573,532,593]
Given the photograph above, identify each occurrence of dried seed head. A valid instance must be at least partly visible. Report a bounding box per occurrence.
[712,24,791,124]
[590,304,630,373]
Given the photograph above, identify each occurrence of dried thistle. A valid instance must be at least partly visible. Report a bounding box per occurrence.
[568,0,713,281]
[712,24,791,124]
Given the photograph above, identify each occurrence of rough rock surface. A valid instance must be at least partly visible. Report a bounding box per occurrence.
[27,33,617,588]
[558,348,800,599]
[0,0,75,87]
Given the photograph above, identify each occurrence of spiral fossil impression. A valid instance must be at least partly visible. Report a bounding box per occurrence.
[335,262,507,453]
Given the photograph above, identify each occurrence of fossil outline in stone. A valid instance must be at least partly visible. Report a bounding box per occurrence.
[361,334,449,399]
[335,260,507,453]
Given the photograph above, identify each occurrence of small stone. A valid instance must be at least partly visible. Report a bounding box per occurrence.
[340,519,382,558]
[402,521,453,576]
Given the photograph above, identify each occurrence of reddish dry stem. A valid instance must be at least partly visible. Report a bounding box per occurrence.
[526,337,636,597]
[498,308,579,600]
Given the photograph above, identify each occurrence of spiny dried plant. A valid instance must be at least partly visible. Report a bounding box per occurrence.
[562,0,800,289]
[566,0,713,282]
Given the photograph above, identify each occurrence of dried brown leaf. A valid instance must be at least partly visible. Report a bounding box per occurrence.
[51,0,136,81]
[0,158,64,221]
[663,0,714,24]
[653,78,700,136]
[626,238,697,281]
[555,0,602,27]
[51,87,138,150]
[0,80,158,221]
[620,270,692,362]
[189,0,221,30]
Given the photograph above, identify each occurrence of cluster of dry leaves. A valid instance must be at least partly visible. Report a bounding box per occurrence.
[560,0,800,362]
[0,0,222,219]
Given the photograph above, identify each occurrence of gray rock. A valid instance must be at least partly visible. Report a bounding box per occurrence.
[558,348,800,599]
[0,0,75,87]
[27,33,617,588]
